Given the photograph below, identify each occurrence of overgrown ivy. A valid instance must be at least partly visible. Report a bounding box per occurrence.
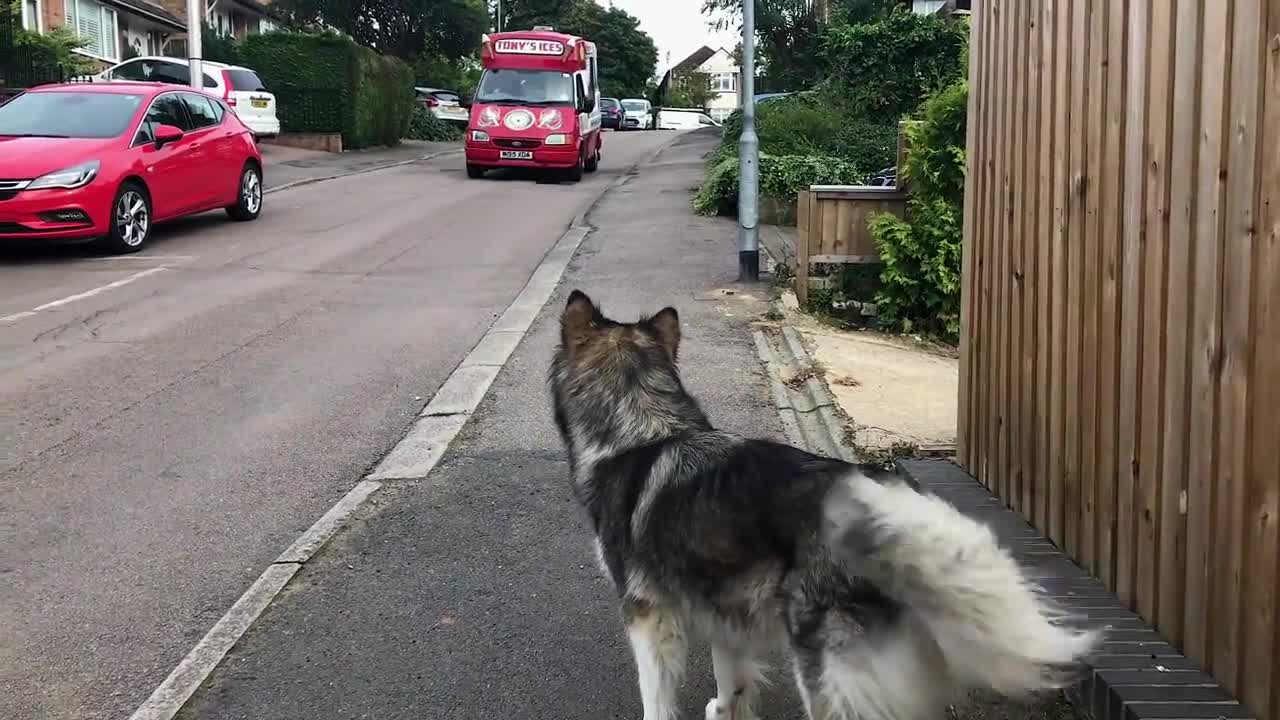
[869,79,968,340]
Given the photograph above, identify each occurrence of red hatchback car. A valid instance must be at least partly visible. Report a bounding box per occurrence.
[0,82,263,253]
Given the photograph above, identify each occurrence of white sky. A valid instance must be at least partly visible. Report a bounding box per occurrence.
[594,0,741,75]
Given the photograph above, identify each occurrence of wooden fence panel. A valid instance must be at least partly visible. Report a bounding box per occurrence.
[960,0,1280,715]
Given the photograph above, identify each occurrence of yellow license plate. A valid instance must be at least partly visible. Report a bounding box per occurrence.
[251,99,268,108]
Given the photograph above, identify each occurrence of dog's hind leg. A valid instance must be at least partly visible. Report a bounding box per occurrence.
[624,600,686,720]
[704,641,764,720]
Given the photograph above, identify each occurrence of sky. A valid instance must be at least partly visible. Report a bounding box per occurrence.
[594,0,741,75]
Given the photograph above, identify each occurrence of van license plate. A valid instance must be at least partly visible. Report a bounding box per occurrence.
[500,150,533,160]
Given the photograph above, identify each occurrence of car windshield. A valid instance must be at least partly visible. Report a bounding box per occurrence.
[0,91,144,138]
[474,69,574,106]
[622,100,647,112]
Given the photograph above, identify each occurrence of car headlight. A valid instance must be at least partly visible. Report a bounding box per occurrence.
[28,161,100,190]
[544,134,570,146]
[471,130,490,142]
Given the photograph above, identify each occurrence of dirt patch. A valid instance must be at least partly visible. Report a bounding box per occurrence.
[950,690,1086,720]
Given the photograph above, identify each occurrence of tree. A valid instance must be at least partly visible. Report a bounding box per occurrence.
[664,71,715,110]
[701,0,898,91]
[274,0,490,60]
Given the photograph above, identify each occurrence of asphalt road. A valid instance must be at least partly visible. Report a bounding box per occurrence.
[0,130,673,720]
[173,129,805,720]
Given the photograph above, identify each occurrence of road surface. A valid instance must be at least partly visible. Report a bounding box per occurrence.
[0,130,672,720]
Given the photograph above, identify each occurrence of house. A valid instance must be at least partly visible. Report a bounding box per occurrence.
[154,0,280,42]
[19,0,186,67]
[664,45,740,124]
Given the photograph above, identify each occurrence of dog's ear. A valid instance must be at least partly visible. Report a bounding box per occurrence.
[647,306,681,360]
[561,290,599,350]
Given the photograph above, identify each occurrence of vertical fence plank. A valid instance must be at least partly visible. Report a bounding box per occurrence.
[1136,0,1175,623]
[1156,0,1203,646]
[796,190,811,308]
[1079,0,1108,575]
[1212,0,1264,696]
[976,0,1000,486]
[1116,0,1150,606]
[1248,6,1280,719]
[1093,0,1129,591]
[1183,0,1232,667]
[1009,0,1030,516]
[957,0,983,476]
[1063,0,1091,558]
[1033,0,1056,531]
[991,0,1011,497]
[1022,0,1043,519]
[1048,0,1072,549]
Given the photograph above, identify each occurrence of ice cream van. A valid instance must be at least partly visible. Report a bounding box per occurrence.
[465,28,603,182]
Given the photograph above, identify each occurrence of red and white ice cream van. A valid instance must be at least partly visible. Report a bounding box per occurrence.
[465,28,603,182]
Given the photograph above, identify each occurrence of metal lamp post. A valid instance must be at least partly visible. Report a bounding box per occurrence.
[186,0,202,90]
[737,0,759,281]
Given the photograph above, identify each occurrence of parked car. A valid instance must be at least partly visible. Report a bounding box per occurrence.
[96,56,280,140]
[620,98,652,130]
[657,109,720,130]
[600,97,624,129]
[415,87,469,126]
[0,82,264,253]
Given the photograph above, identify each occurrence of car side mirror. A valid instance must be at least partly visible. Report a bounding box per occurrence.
[155,124,184,148]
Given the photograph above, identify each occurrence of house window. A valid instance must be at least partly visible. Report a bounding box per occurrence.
[21,0,41,31]
[711,72,737,93]
[65,0,119,61]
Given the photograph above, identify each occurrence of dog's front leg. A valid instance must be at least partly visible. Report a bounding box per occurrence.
[624,599,686,720]
[705,642,761,720]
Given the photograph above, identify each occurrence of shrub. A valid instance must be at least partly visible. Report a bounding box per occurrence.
[406,106,463,142]
[821,10,968,123]
[869,79,968,339]
[826,117,900,176]
[693,154,865,217]
[238,31,413,148]
[201,24,241,65]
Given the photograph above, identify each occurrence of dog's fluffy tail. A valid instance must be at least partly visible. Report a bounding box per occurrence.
[825,473,1101,698]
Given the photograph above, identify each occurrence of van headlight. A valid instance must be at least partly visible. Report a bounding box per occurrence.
[471,130,490,142]
[544,134,570,146]
[28,161,100,190]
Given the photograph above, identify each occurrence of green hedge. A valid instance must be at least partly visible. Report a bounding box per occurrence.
[406,106,463,141]
[693,154,864,217]
[238,32,413,148]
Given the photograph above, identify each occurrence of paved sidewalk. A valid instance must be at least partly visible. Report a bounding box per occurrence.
[177,131,805,719]
[260,140,461,190]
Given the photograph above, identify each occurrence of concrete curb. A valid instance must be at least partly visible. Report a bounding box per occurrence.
[752,326,856,462]
[263,148,464,196]
[127,134,684,720]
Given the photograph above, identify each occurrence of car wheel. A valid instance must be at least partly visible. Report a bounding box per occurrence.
[100,182,151,254]
[467,164,485,179]
[565,151,585,182]
[584,144,599,173]
[226,163,263,221]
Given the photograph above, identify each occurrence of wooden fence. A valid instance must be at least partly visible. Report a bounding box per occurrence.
[958,0,1280,716]
[794,186,907,306]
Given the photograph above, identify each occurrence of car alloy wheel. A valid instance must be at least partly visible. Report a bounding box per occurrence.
[116,189,149,248]
[241,168,262,215]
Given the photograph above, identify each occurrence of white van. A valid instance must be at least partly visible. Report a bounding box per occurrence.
[657,109,720,130]
[620,98,652,129]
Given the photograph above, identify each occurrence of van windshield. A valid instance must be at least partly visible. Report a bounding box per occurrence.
[475,69,574,106]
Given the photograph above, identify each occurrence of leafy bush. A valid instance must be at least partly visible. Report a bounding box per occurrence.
[201,24,241,65]
[869,79,968,339]
[826,118,899,176]
[693,154,865,217]
[5,2,94,84]
[406,106,462,141]
[238,31,413,148]
[821,10,968,123]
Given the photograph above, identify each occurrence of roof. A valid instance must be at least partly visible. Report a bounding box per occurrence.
[102,0,184,30]
[671,46,717,76]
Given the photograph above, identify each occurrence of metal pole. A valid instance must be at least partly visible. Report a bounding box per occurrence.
[737,0,759,281]
[186,0,202,90]
[497,0,503,31]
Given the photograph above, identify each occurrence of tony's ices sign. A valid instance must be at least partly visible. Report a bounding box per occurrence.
[494,38,566,55]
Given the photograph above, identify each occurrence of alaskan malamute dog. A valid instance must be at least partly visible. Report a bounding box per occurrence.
[549,291,1099,720]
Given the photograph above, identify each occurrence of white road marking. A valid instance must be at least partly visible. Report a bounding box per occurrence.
[126,136,680,720]
[0,266,169,325]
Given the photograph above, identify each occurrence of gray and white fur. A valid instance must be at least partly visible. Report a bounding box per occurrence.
[549,290,1099,720]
